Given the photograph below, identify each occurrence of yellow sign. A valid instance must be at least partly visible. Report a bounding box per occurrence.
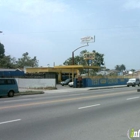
[83,52,95,60]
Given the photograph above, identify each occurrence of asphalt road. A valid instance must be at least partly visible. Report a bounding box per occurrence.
[0,87,140,140]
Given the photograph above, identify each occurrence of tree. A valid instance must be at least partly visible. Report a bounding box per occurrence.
[115,65,120,71]
[120,64,126,71]
[115,64,126,71]
[0,42,5,58]
[63,57,72,65]
[16,52,39,68]
[0,55,17,68]
[63,49,104,75]
[130,69,135,73]
[0,43,39,68]
[92,50,104,66]
[63,49,104,66]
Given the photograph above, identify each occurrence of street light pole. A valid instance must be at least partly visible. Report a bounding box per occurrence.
[72,43,88,65]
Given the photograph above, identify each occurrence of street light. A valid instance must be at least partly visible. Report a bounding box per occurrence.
[72,43,88,65]
[72,36,95,65]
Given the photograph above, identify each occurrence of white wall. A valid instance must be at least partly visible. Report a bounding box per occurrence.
[16,78,56,88]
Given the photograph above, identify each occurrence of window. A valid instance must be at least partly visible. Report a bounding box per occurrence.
[0,79,5,85]
[0,79,15,85]
[6,79,15,85]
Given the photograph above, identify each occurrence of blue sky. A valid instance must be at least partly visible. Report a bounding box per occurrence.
[0,0,140,70]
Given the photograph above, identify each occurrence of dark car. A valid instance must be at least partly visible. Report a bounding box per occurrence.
[60,78,72,86]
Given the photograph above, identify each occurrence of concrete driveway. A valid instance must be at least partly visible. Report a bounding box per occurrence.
[56,84,72,89]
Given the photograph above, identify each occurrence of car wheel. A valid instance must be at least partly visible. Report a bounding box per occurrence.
[8,90,14,97]
[127,85,129,87]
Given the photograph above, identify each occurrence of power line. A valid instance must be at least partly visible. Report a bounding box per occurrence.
[5,26,140,34]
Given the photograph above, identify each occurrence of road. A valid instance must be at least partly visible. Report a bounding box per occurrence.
[0,87,140,140]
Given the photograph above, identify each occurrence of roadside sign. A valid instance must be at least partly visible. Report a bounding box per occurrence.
[83,52,95,60]
[81,36,95,44]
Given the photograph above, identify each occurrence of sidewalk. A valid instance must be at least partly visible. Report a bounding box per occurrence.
[19,85,127,94]
[47,85,127,93]
[88,85,126,90]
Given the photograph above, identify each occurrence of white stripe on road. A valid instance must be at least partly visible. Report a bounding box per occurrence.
[127,97,139,100]
[4,99,32,103]
[78,104,100,110]
[0,119,21,125]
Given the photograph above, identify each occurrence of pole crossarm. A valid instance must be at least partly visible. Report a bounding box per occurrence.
[72,43,89,65]
[72,43,88,53]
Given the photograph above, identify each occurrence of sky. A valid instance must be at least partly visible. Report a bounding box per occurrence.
[0,0,140,70]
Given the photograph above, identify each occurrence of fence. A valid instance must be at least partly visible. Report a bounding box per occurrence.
[16,78,56,89]
[74,77,129,88]
[77,75,137,79]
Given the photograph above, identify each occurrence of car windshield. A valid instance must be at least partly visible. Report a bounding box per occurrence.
[128,79,135,82]
[65,79,70,82]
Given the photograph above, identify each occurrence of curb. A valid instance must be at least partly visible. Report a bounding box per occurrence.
[15,91,44,96]
[89,86,127,90]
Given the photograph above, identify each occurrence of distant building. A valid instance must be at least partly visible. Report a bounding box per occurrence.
[96,69,119,76]
[96,71,109,75]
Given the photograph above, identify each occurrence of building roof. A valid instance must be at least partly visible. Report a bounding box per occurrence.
[54,65,100,69]
[25,65,101,73]
[0,68,23,71]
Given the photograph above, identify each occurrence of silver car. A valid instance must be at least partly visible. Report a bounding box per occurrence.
[60,78,72,86]
[68,81,74,87]
[127,78,140,87]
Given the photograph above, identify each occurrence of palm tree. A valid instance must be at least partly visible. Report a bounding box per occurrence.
[115,65,120,71]
[120,64,126,71]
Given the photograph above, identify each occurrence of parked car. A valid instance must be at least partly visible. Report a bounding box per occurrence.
[127,78,140,87]
[60,78,72,86]
[0,78,19,97]
[68,81,74,87]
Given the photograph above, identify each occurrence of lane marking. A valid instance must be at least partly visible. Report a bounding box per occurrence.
[127,97,139,100]
[0,90,137,110]
[78,104,100,109]
[0,119,21,125]
[4,99,32,103]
